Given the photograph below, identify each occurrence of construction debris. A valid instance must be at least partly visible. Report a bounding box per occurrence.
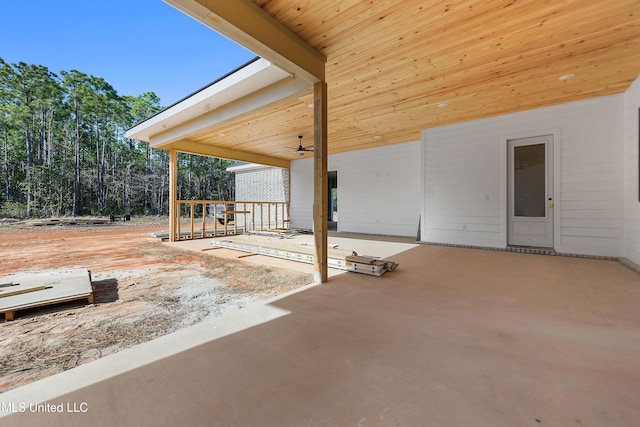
[246,229,309,238]
[345,254,399,275]
[24,217,110,227]
[211,235,399,277]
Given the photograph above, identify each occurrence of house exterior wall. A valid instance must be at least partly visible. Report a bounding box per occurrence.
[422,94,624,257]
[289,159,313,230]
[623,76,640,266]
[234,166,289,202]
[290,141,422,237]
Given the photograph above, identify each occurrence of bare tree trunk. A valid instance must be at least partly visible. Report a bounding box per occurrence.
[38,108,45,165]
[94,118,103,210]
[72,95,80,217]
[47,106,54,167]
[2,123,9,201]
[25,126,33,218]
[99,134,107,209]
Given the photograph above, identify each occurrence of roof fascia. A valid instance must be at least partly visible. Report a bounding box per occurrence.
[126,58,291,142]
[148,75,310,146]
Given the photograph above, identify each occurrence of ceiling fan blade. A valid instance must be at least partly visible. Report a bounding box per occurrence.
[295,135,313,153]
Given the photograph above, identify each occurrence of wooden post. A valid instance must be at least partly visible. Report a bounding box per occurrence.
[285,203,290,229]
[243,202,247,232]
[224,201,228,235]
[260,203,263,230]
[233,202,238,235]
[169,149,178,242]
[190,202,195,239]
[313,81,328,283]
[202,202,206,238]
[251,202,255,231]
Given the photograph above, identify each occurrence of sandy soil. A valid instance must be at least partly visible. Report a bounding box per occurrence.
[0,218,311,393]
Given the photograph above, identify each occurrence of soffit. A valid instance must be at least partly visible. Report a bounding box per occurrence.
[169,0,640,160]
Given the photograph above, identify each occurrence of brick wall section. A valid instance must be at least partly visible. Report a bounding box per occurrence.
[232,166,289,230]
[235,167,289,203]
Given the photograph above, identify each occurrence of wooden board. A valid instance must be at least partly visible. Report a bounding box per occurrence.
[0,270,93,321]
[26,217,110,226]
[0,284,47,298]
[345,255,377,265]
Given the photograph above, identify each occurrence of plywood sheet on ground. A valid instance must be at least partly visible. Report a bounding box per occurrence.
[0,269,93,320]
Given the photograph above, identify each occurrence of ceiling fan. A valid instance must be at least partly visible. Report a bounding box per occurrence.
[296,135,313,155]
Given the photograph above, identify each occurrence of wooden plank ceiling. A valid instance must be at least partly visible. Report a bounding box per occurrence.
[184,0,640,160]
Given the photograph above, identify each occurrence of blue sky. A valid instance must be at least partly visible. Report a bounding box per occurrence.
[0,0,255,106]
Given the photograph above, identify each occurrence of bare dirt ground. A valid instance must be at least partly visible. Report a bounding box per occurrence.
[0,218,312,393]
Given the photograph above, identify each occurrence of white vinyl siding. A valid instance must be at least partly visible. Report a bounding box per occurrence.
[422,94,624,257]
[423,133,503,247]
[292,90,631,259]
[623,76,640,266]
[289,159,313,229]
[290,141,421,237]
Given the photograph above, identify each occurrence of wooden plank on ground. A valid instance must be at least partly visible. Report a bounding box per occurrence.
[345,255,377,265]
[0,284,47,298]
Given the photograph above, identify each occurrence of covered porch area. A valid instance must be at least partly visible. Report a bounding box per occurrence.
[3,245,640,426]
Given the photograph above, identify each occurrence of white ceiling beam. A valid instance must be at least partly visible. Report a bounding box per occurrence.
[164,0,326,83]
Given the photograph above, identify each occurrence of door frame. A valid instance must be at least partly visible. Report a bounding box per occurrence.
[328,170,337,231]
[501,130,560,249]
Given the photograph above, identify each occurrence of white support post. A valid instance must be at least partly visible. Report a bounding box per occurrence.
[169,149,178,242]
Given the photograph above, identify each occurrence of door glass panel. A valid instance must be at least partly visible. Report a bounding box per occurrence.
[514,144,545,217]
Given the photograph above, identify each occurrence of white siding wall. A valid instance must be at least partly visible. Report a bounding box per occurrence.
[422,95,624,257]
[289,159,313,229]
[290,141,422,237]
[623,76,640,265]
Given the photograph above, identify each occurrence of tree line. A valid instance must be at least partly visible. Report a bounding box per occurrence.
[0,58,234,219]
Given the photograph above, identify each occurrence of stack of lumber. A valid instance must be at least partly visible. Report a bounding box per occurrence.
[25,217,110,226]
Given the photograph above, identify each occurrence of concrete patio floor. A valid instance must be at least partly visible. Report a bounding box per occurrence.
[1,245,640,426]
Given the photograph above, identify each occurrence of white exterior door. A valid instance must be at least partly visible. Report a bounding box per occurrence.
[507,135,553,248]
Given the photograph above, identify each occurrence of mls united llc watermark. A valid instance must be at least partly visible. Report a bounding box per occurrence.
[1,401,89,414]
